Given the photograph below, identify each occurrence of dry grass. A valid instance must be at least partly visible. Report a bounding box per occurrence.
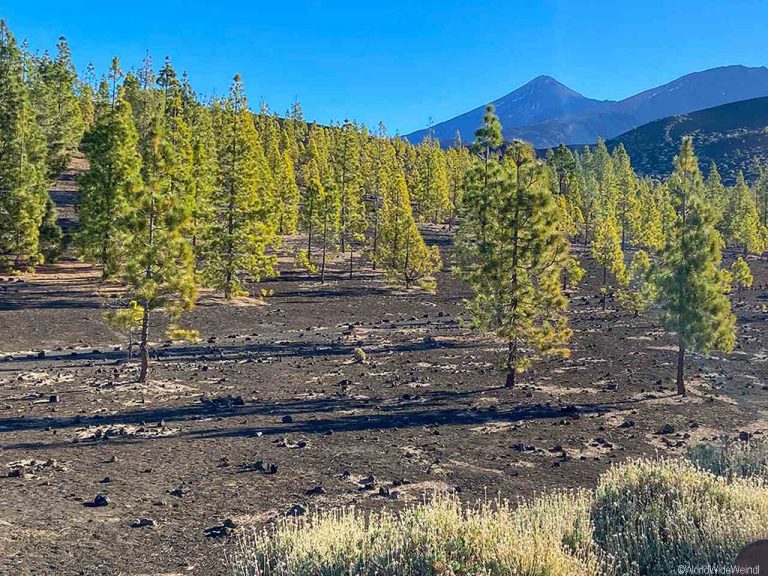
[231,455,768,576]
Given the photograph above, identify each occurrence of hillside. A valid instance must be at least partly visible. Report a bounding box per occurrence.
[607,96,768,183]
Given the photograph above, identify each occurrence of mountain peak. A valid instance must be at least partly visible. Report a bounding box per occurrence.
[529,74,559,84]
[507,75,587,101]
[405,75,605,145]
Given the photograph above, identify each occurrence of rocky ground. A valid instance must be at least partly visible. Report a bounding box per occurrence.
[1,176,767,575]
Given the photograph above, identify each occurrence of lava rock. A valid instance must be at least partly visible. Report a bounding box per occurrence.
[132,517,157,528]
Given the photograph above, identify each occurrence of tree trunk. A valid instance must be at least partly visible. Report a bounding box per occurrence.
[348,243,354,279]
[676,341,686,396]
[138,307,150,383]
[602,266,607,311]
[320,209,328,284]
[307,197,314,262]
[505,370,515,389]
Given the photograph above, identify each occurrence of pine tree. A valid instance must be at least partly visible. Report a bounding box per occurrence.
[457,123,573,388]
[612,144,640,248]
[754,162,768,228]
[361,122,389,268]
[412,135,450,223]
[299,126,332,270]
[577,152,595,244]
[78,63,97,130]
[77,90,142,279]
[377,165,441,289]
[29,36,84,179]
[634,178,665,252]
[731,257,753,302]
[547,144,584,239]
[332,120,366,276]
[0,21,52,270]
[461,105,504,243]
[445,135,471,229]
[722,171,764,255]
[203,75,278,298]
[38,195,63,262]
[261,116,299,235]
[617,250,654,317]
[117,86,197,383]
[317,177,341,283]
[704,163,728,228]
[591,215,627,310]
[652,137,735,395]
[184,100,218,272]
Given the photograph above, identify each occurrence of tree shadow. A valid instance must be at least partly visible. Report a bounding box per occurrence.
[0,385,622,452]
[0,332,467,367]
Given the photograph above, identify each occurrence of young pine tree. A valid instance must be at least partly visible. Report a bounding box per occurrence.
[204,75,279,298]
[299,125,332,269]
[591,215,627,311]
[445,137,471,229]
[547,144,584,240]
[617,250,654,317]
[731,257,753,302]
[184,101,218,273]
[333,120,366,276]
[652,137,736,395]
[460,105,504,244]
[261,114,299,235]
[361,123,390,268]
[412,135,450,223]
[611,144,640,248]
[377,167,441,289]
[457,124,574,389]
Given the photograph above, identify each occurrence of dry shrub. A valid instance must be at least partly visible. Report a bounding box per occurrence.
[686,435,768,480]
[593,458,768,575]
[231,491,608,576]
[231,459,768,576]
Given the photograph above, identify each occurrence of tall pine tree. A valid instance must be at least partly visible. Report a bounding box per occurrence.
[203,75,278,298]
[457,115,573,389]
[77,89,141,279]
[652,137,735,395]
[0,21,49,270]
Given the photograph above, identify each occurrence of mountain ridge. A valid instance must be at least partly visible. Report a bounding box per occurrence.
[605,95,768,184]
[408,65,768,149]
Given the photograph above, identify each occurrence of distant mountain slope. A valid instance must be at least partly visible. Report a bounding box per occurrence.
[606,96,768,183]
[409,66,768,149]
[406,76,609,145]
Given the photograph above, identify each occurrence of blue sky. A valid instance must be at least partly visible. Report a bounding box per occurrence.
[4,0,767,134]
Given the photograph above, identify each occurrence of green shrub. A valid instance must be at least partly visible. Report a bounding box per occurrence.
[231,491,610,576]
[686,435,768,480]
[592,458,768,575]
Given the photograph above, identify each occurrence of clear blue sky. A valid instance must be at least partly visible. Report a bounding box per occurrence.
[5,0,767,134]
